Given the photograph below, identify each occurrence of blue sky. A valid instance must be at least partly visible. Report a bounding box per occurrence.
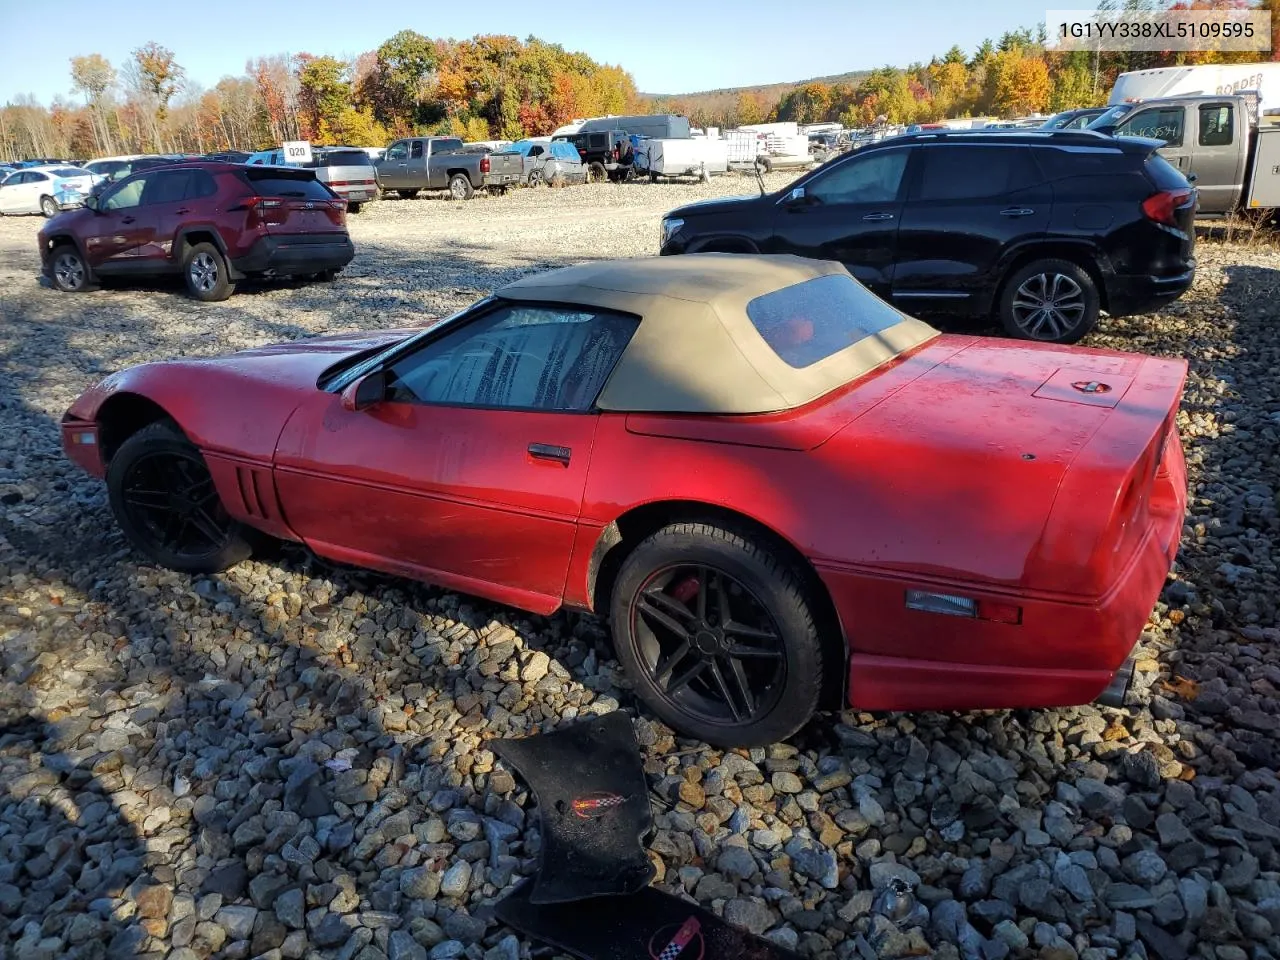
[1,0,1045,105]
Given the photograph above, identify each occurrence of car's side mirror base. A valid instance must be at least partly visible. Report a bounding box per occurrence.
[340,370,389,411]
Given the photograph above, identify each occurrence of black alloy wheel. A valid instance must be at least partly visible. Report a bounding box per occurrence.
[631,563,787,726]
[610,522,824,747]
[106,422,252,572]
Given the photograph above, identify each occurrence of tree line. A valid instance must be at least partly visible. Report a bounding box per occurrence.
[0,32,639,161]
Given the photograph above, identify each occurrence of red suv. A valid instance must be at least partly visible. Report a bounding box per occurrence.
[37,161,355,302]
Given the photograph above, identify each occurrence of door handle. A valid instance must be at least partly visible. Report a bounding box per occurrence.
[528,442,571,466]
[1000,208,1036,217]
[175,207,190,214]
[862,212,894,221]
[121,216,135,224]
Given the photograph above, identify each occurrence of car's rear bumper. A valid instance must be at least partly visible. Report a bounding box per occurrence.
[229,234,354,278]
[484,173,523,187]
[826,439,1186,713]
[1105,265,1195,317]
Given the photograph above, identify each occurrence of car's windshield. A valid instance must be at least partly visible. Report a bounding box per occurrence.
[1088,104,1135,129]
[319,299,495,392]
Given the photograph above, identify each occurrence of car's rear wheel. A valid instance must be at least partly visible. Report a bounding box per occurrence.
[107,422,252,573]
[397,189,420,199]
[183,243,234,302]
[999,259,1099,344]
[50,245,89,292]
[448,174,474,201]
[348,202,362,214]
[609,522,824,747]
[587,162,607,183]
[40,196,59,218]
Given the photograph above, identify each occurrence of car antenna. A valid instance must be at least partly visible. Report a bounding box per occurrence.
[753,157,766,195]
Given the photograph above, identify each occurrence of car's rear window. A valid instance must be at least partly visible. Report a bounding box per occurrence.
[746,274,904,369]
[242,171,333,199]
[315,150,373,168]
[1145,153,1191,191]
[50,167,89,177]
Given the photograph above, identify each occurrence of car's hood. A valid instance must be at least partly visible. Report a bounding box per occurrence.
[666,194,769,218]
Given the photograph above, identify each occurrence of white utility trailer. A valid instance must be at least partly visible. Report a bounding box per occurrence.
[637,138,729,181]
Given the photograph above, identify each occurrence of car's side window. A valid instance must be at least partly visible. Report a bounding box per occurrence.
[914,146,1039,201]
[807,149,909,204]
[1199,104,1233,146]
[410,141,424,159]
[102,176,147,211]
[1117,107,1184,147]
[186,170,217,198]
[385,142,408,161]
[384,304,639,411]
[141,171,192,206]
[2,172,26,186]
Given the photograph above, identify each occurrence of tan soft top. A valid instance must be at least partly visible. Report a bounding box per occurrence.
[496,253,938,414]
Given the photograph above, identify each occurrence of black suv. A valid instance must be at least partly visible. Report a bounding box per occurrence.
[659,131,1196,343]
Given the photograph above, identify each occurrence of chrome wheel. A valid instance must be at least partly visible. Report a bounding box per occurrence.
[1011,272,1086,340]
[449,177,468,200]
[53,252,84,290]
[629,563,786,726]
[528,169,543,187]
[189,252,218,293]
[40,197,58,217]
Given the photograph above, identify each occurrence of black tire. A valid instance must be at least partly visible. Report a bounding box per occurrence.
[397,189,420,199]
[106,421,252,574]
[587,161,607,183]
[348,202,362,214]
[447,173,475,200]
[609,522,824,747]
[757,157,772,173]
[40,195,59,218]
[649,171,658,183]
[183,242,234,302]
[308,268,340,282]
[998,258,1099,344]
[49,244,90,292]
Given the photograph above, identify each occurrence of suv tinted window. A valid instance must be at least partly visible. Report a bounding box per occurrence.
[410,141,423,159]
[242,171,333,199]
[435,139,463,153]
[915,145,1038,200]
[316,150,373,168]
[1117,107,1184,147]
[746,274,905,369]
[143,170,192,205]
[1033,147,1125,180]
[808,149,909,204]
[386,305,637,411]
[186,169,217,198]
[1199,104,1233,146]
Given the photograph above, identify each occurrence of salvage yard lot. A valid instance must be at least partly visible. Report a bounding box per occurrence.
[1,175,1279,960]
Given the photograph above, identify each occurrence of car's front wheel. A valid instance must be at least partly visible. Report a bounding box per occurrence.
[999,259,1100,344]
[107,421,253,573]
[609,522,824,747]
[183,242,234,302]
[50,245,89,292]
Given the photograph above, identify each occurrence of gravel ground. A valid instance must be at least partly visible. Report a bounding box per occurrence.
[1,173,1279,960]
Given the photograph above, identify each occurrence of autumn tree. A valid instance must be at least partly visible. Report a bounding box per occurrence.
[131,42,184,150]
[70,54,116,154]
[363,30,437,128]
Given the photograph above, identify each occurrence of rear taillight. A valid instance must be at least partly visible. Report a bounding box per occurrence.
[244,196,283,227]
[480,156,490,174]
[1142,188,1192,226]
[328,180,349,187]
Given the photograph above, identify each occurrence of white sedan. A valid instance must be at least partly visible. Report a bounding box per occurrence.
[0,166,100,217]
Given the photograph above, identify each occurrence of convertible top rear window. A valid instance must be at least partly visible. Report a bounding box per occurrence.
[746,274,904,369]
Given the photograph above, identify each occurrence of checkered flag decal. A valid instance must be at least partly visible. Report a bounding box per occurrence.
[657,918,701,960]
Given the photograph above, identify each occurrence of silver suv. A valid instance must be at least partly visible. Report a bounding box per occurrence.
[245,146,380,212]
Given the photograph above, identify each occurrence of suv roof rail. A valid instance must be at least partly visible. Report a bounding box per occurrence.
[888,129,1116,144]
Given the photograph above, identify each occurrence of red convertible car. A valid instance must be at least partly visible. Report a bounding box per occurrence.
[62,255,1187,746]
